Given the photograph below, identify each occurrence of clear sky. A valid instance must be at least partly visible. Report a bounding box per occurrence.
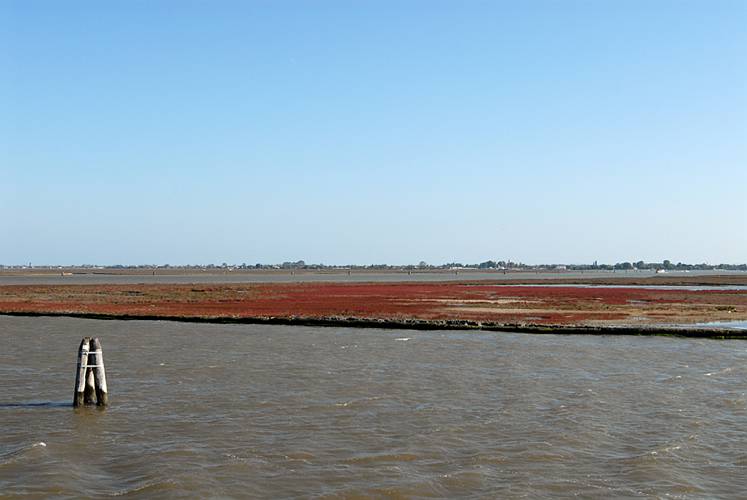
[2,1,745,266]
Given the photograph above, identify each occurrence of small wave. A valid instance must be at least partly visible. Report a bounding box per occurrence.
[284,451,315,461]
[705,367,735,376]
[438,470,485,491]
[334,396,383,408]
[650,444,682,455]
[0,442,47,465]
[395,337,411,341]
[617,442,685,464]
[343,452,419,464]
[723,397,746,409]
[223,452,269,466]
[111,478,178,496]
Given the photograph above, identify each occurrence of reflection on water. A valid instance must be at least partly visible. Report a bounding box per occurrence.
[1,316,746,497]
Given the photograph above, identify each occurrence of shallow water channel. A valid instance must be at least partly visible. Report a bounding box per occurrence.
[1,316,746,498]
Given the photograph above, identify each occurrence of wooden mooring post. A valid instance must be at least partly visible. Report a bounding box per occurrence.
[73,337,109,407]
[73,338,90,407]
[90,337,109,406]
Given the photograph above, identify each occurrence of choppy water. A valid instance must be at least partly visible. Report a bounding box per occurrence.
[1,316,746,498]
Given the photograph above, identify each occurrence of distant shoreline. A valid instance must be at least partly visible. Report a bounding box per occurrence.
[2,269,747,286]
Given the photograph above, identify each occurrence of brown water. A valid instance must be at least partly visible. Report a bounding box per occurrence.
[1,316,746,498]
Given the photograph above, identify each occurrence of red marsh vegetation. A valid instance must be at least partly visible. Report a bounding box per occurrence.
[0,282,745,327]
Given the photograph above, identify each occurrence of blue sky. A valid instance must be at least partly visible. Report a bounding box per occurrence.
[2,1,745,265]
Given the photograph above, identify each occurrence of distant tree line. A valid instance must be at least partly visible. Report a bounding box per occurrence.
[566,260,747,271]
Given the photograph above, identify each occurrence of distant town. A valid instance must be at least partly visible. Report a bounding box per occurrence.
[2,260,746,272]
